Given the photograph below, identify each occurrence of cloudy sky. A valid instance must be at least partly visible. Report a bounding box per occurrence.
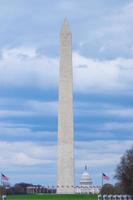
[0,0,133,186]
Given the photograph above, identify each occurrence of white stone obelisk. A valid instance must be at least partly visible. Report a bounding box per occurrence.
[57,19,74,194]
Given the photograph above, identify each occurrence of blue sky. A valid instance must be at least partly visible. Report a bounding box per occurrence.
[0,0,133,186]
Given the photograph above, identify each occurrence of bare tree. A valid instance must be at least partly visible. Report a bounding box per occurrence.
[115,145,133,195]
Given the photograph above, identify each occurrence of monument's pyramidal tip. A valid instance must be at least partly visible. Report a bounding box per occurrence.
[61,18,71,33]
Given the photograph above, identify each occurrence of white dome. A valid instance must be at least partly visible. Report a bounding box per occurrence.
[80,166,92,186]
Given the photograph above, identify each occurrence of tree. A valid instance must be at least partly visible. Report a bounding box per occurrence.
[114,183,124,195]
[101,184,116,195]
[115,145,133,195]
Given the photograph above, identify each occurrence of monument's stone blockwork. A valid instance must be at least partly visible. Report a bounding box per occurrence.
[57,19,74,194]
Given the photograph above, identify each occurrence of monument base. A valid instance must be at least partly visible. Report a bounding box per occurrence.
[57,187,75,194]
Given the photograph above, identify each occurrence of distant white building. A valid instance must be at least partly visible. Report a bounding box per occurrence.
[75,166,101,194]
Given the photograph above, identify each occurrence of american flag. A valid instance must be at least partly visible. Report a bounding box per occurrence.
[1,173,9,181]
[102,173,109,181]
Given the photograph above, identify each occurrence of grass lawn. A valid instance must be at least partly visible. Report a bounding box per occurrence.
[7,194,97,200]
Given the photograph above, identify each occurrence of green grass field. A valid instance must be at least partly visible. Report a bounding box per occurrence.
[7,194,97,200]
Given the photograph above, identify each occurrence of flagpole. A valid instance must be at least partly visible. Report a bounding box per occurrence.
[101,173,103,200]
[102,173,103,188]
[1,173,3,200]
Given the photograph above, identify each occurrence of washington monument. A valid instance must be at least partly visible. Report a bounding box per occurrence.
[57,19,75,194]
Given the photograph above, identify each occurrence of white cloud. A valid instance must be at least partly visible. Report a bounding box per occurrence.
[73,52,133,92]
[106,108,133,118]
[26,100,57,116]
[0,141,56,167]
[75,140,133,168]
[0,100,57,118]
[101,122,133,131]
[0,126,53,138]
[0,96,58,119]
[111,2,133,29]
[76,120,133,132]
[95,2,133,58]
[0,140,132,169]
[0,47,133,93]
[0,47,58,88]
[75,102,133,118]
[0,110,32,117]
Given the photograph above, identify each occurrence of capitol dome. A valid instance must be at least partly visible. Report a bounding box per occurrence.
[80,166,92,186]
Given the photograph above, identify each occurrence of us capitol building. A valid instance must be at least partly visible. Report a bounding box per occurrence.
[75,166,101,194]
